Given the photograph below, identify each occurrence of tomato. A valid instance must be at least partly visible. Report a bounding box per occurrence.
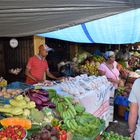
[59,134,67,140]
[20,131,26,138]
[0,126,26,140]
[59,130,67,140]
[60,130,67,135]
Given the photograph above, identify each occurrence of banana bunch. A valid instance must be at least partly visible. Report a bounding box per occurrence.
[80,63,99,76]
[92,55,105,63]
[49,91,104,137]
[65,119,79,132]
[51,94,77,120]
[74,104,85,114]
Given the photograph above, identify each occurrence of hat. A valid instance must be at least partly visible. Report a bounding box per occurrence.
[104,51,115,59]
[38,44,53,52]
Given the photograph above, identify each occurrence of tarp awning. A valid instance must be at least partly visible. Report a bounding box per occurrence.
[38,8,140,44]
[0,0,140,37]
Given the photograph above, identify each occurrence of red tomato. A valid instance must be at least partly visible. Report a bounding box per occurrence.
[20,131,26,138]
[59,134,67,140]
[61,130,67,135]
[59,130,67,140]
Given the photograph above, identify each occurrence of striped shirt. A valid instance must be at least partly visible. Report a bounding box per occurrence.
[26,55,49,84]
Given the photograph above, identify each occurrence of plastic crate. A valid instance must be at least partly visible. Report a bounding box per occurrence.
[124,110,129,121]
[118,105,127,117]
[7,81,34,91]
[72,121,105,140]
[114,95,129,107]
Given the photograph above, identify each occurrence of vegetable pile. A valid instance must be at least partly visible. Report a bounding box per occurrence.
[101,131,130,140]
[0,125,26,140]
[0,95,36,117]
[27,89,56,110]
[0,85,106,139]
[50,91,104,137]
[29,107,54,127]
[0,88,22,98]
[29,125,66,140]
[0,117,32,130]
[117,83,133,97]
[80,55,105,75]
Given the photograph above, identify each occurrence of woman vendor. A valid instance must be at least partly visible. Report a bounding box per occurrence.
[98,51,120,89]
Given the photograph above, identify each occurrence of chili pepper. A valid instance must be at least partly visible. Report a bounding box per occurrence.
[59,130,67,140]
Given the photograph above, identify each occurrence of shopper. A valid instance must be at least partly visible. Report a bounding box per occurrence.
[128,79,140,140]
[98,51,120,89]
[25,44,61,84]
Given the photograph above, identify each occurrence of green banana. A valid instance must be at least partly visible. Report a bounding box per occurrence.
[68,121,77,131]
[63,112,67,119]
[57,102,64,112]
[64,110,71,118]
[67,109,75,118]
[70,119,78,129]
[65,120,71,129]
[75,104,85,113]
[63,112,71,120]
[63,96,72,104]
[60,112,65,118]
[69,106,77,116]
[51,98,58,104]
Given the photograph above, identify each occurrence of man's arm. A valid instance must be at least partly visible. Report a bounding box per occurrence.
[25,68,37,82]
[128,102,138,140]
[46,70,59,80]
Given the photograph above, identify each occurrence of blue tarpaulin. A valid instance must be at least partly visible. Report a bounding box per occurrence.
[38,8,140,44]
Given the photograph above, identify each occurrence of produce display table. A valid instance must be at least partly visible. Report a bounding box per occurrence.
[41,76,115,127]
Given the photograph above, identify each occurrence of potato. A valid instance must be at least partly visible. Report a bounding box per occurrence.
[11,91,17,95]
[7,89,12,94]
[16,89,22,94]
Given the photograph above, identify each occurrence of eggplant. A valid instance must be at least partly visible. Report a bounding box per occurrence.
[42,102,56,108]
[38,89,49,96]
[30,89,49,96]
[32,93,49,103]
[27,93,43,105]
[36,105,43,110]
[41,131,51,140]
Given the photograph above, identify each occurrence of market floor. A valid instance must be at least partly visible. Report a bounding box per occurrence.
[107,118,129,137]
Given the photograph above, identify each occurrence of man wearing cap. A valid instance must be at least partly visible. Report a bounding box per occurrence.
[25,44,60,84]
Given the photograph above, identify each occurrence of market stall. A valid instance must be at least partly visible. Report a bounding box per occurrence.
[0,80,106,140]
[35,75,115,127]
[0,48,134,139]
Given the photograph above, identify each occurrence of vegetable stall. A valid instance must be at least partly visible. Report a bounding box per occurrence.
[0,81,105,140]
[0,47,137,140]
[0,72,132,140]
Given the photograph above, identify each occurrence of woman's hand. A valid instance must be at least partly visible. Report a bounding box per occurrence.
[130,132,135,140]
[108,78,120,84]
